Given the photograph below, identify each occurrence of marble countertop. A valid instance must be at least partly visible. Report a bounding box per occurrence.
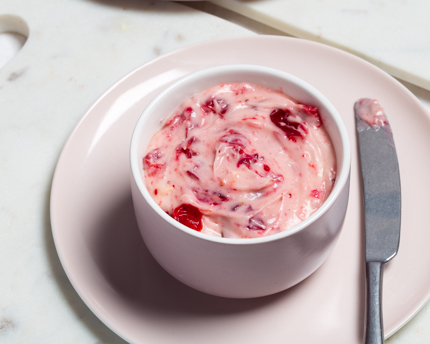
[208,0,430,91]
[1,1,430,343]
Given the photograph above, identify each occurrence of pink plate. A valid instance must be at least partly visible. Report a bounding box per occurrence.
[51,36,430,344]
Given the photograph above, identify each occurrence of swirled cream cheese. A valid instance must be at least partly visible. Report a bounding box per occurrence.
[354,98,390,132]
[142,83,336,238]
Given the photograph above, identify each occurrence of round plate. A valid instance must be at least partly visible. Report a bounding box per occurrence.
[51,36,430,344]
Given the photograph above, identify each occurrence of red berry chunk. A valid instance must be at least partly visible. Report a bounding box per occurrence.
[231,204,241,211]
[270,108,308,141]
[176,147,198,159]
[192,188,229,206]
[164,113,185,128]
[247,216,266,231]
[172,204,203,231]
[237,153,259,169]
[183,107,194,117]
[202,97,229,117]
[143,148,165,176]
[299,104,322,127]
[214,192,229,202]
[186,171,200,180]
[176,136,198,159]
[310,189,321,199]
[164,107,194,128]
[144,148,163,161]
[218,129,248,147]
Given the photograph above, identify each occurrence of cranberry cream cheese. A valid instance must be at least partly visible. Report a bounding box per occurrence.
[142,83,337,238]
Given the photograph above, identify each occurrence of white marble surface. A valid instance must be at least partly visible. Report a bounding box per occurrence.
[1,0,430,343]
[0,1,251,343]
[0,33,26,69]
[210,0,430,91]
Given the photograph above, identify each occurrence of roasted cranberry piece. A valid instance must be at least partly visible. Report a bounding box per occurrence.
[247,216,266,231]
[143,148,165,176]
[186,171,200,180]
[191,188,229,206]
[182,107,194,117]
[176,136,198,159]
[143,161,165,176]
[193,188,218,205]
[214,192,229,202]
[270,108,308,141]
[164,113,185,128]
[163,107,194,128]
[202,97,229,116]
[219,130,247,144]
[310,189,321,199]
[299,104,322,127]
[172,204,203,231]
[300,104,319,116]
[231,204,241,211]
[176,147,198,159]
[237,153,259,169]
[144,148,163,162]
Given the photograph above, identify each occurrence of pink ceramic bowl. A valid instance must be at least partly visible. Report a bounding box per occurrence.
[130,65,350,298]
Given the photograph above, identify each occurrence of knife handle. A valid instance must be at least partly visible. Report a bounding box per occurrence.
[365,261,384,344]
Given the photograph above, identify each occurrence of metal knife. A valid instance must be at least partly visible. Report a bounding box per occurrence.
[355,98,401,344]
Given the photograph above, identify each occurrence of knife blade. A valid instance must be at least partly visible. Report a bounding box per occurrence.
[355,98,401,344]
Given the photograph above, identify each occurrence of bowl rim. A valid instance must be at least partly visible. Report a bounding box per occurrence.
[130,64,351,245]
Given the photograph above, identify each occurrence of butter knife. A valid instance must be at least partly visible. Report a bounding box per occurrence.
[355,98,401,344]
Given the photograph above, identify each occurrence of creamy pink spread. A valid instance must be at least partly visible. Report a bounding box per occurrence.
[354,98,390,132]
[143,83,336,238]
